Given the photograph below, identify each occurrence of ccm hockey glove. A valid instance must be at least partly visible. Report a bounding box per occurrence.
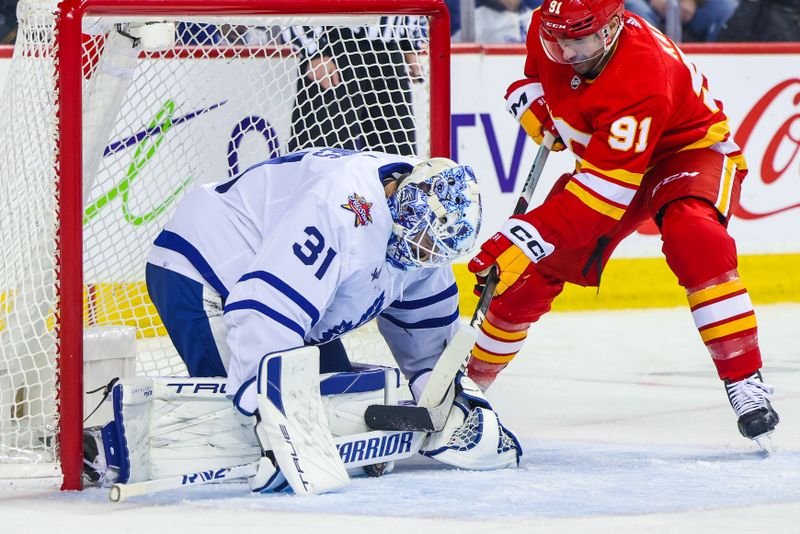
[521,97,565,151]
[468,232,535,296]
[505,82,565,151]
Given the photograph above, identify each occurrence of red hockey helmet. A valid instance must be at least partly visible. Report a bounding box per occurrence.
[539,0,625,65]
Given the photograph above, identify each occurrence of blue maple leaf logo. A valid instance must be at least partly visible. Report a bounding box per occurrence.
[310,292,386,344]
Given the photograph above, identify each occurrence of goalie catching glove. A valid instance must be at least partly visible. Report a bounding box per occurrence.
[417,372,522,470]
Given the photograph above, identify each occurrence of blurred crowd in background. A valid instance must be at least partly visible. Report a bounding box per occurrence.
[0,0,798,48]
[444,0,800,43]
[1,0,16,44]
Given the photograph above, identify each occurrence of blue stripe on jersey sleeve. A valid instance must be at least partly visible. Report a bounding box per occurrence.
[388,282,458,310]
[225,299,306,339]
[152,230,229,298]
[238,271,321,326]
[215,151,309,194]
[379,307,460,330]
[377,162,414,183]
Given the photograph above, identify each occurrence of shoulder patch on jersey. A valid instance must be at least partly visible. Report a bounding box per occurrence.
[626,16,642,28]
[341,193,374,227]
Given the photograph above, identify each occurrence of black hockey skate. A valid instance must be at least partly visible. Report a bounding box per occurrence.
[724,371,779,440]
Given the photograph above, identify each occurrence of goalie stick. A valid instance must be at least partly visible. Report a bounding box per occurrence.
[364,325,475,432]
[108,429,426,502]
[365,132,556,433]
[109,461,259,503]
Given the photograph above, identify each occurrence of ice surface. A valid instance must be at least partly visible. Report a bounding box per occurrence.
[2,304,799,533]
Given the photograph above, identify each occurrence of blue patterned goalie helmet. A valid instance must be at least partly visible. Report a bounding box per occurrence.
[387,158,482,270]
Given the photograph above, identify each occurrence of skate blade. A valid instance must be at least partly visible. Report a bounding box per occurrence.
[753,432,775,456]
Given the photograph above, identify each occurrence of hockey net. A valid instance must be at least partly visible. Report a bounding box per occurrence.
[0,0,449,488]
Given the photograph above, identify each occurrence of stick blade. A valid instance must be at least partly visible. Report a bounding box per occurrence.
[364,404,437,432]
[364,326,475,433]
[365,381,455,432]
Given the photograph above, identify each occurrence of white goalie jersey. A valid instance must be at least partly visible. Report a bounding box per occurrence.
[146,148,461,414]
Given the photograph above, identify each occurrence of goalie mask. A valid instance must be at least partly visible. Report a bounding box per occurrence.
[386,158,482,270]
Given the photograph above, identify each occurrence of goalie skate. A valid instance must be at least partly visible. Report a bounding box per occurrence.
[83,426,109,485]
[725,371,780,443]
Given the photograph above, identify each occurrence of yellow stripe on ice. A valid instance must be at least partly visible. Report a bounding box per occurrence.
[2,254,797,340]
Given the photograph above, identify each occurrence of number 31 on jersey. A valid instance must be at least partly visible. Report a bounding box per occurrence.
[293,226,337,280]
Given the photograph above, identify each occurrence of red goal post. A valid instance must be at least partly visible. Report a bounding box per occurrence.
[1,0,450,490]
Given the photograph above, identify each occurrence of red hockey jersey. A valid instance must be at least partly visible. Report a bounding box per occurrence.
[504,10,744,251]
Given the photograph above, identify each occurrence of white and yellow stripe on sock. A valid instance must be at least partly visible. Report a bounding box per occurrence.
[472,317,529,365]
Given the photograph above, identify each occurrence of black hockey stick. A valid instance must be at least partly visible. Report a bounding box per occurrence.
[365,133,556,433]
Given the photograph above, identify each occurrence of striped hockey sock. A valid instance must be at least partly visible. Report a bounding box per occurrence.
[687,270,762,380]
[468,313,530,390]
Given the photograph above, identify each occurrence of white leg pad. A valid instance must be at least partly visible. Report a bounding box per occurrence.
[99,366,402,488]
[255,347,349,495]
[106,377,261,484]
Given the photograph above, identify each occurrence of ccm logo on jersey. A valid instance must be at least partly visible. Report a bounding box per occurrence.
[336,432,415,464]
[506,223,555,262]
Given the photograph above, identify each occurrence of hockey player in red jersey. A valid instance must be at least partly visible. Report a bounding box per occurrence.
[466,0,779,442]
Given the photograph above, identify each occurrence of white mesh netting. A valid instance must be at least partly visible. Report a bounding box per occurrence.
[0,1,434,484]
